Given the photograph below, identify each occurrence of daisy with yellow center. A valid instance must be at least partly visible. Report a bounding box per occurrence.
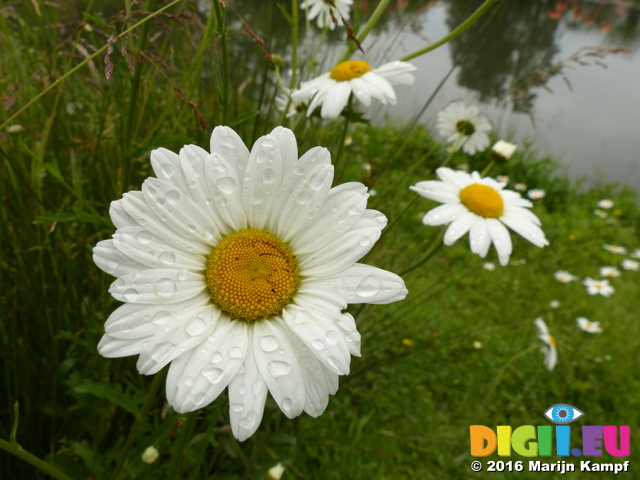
[576,317,602,334]
[436,102,492,155]
[93,126,408,441]
[410,167,549,266]
[534,318,557,371]
[300,0,353,30]
[291,60,416,119]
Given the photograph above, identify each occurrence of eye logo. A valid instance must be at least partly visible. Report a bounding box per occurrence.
[544,404,584,424]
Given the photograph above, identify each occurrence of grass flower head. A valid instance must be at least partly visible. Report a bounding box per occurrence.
[410,167,549,266]
[93,126,408,441]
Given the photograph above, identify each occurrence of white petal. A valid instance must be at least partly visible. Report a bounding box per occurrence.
[320,81,352,119]
[150,148,189,195]
[435,167,472,188]
[269,126,298,176]
[443,211,475,245]
[422,203,467,226]
[109,269,206,304]
[98,333,152,358]
[253,318,306,419]
[500,212,549,248]
[306,263,407,305]
[360,73,396,105]
[349,77,372,107]
[485,218,513,266]
[468,217,491,257]
[109,198,136,229]
[410,181,461,204]
[228,328,268,441]
[204,152,248,232]
[335,312,361,356]
[282,305,351,375]
[503,205,541,226]
[210,126,251,179]
[93,239,146,277]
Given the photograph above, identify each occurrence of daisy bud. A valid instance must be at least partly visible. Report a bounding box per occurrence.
[490,140,517,162]
[267,463,286,480]
[141,446,159,464]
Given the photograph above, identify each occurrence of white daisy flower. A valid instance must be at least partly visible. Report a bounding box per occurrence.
[583,277,615,297]
[527,189,546,200]
[534,317,557,371]
[549,300,560,309]
[458,163,469,172]
[291,60,416,119]
[598,199,614,209]
[599,266,620,277]
[603,244,627,254]
[554,270,578,283]
[93,126,407,441]
[490,140,517,162]
[436,102,491,155]
[632,249,640,259]
[275,92,302,118]
[496,175,509,183]
[576,317,602,334]
[621,259,639,271]
[483,262,495,271]
[300,0,353,30]
[267,463,286,480]
[410,167,549,266]
[594,209,608,219]
[514,183,527,191]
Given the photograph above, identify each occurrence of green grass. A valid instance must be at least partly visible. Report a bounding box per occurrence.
[1,1,639,479]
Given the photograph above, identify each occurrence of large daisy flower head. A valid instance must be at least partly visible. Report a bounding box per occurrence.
[301,0,353,30]
[410,167,549,266]
[436,102,491,155]
[291,60,416,119]
[93,126,407,441]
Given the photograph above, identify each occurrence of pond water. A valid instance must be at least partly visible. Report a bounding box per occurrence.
[358,0,640,193]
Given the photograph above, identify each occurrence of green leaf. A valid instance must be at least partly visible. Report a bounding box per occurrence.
[230,110,260,127]
[73,379,142,417]
[276,4,294,27]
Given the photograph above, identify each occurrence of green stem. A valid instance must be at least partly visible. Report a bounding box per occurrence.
[0,439,73,480]
[0,0,183,132]
[169,412,198,479]
[213,0,230,125]
[334,96,353,179]
[378,196,418,244]
[481,159,495,177]
[398,229,445,276]
[112,371,165,479]
[289,0,299,91]
[337,0,392,63]
[400,0,500,62]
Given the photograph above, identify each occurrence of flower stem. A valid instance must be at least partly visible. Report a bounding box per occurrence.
[0,439,73,480]
[378,196,419,244]
[0,0,183,132]
[213,0,230,125]
[399,0,501,62]
[112,370,166,479]
[289,0,299,92]
[398,229,445,277]
[337,0,393,63]
[481,159,495,177]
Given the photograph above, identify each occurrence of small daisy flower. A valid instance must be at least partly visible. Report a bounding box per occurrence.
[583,277,615,297]
[483,262,495,271]
[554,270,578,283]
[598,199,614,209]
[603,244,627,254]
[534,317,557,371]
[275,92,302,118]
[458,163,469,172]
[594,209,608,219]
[301,0,353,30]
[514,183,527,191]
[621,259,639,271]
[527,189,546,200]
[632,249,640,259]
[410,167,548,266]
[549,300,560,309]
[490,140,517,162]
[496,175,509,183]
[141,446,159,464]
[472,341,482,349]
[267,463,286,480]
[93,126,408,441]
[436,102,491,155]
[291,60,416,119]
[576,317,602,334]
[599,266,620,277]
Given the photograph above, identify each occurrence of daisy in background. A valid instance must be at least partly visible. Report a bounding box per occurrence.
[603,244,627,254]
[599,266,620,277]
[514,183,527,191]
[621,259,639,271]
[291,60,416,119]
[410,167,548,266]
[93,126,408,441]
[491,140,517,162]
[436,102,491,155]
[301,0,353,30]
[483,262,495,271]
[527,189,546,200]
[632,249,640,259]
[576,317,602,334]
[549,300,560,309]
[496,175,509,183]
[534,317,557,371]
[275,91,302,118]
[554,270,578,283]
[594,209,608,219]
[457,163,469,172]
[583,277,615,297]
[598,199,614,209]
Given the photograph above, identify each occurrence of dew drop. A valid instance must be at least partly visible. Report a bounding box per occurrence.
[152,310,171,325]
[217,177,236,194]
[252,380,264,395]
[210,352,223,363]
[202,366,224,384]
[256,150,266,163]
[356,275,381,297]
[282,398,293,411]
[120,324,132,334]
[159,250,176,265]
[252,190,265,205]
[187,224,196,233]
[183,376,195,387]
[268,361,292,378]
[229,347,243,359]
[203,227,215,242]
[326,330,340,345]
[106,260,118,274]
[205,197,212,205]
[309,172,324,190]
[297,191,312,205]
[262,168,276,184]
[293,165,305,176]
[327,357,340,370]
[189,180,197,189]
[161,163,176,177]
[238,384,247,395]
[154,278,177,297]
[259,335,279,352]
[124,288,139,302]
[359,235,372,247]
[239,412,256,429]
[177,269,189,280]
[312,339,325,351]
[186,318,206,336]
[231,403,244,413]
[166,190,181,205]
[136,230,152,244]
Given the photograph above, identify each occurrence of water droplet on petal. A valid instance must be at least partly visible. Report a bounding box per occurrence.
[210,352,223,363]
[256,150,266,163]
[161,163,176,177]
[268,361,292,378]
[312,339,325,350]
[106,260,118,274]
[293,166,305,176]
[184,376,195,387]
[152,310,171,325]
[229,347,243,359]
[326,330,340,345]
[159,250,176,265]
[136,230,153,244]
[120,324,132,334]
[359,235,372,247]
[239,412,256,429]
[259,335,279,352]
[356,275,381,297]
[309,172,324,190]
[177,269,189,281]
[252,380,263,396]
[231,403,244,413]
[217,177,236,194]
[262,168,276,184]
[186,318,206,336]
[154,278,177,297]
[202,366,224,384]
[238,384,246,395]
[282,398,293,411]
[124,288,139,302]
[166,190,180,205]
[297,191,312,205]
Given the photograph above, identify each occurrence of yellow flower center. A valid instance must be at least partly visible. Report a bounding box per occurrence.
[329,61,372,81]
[548,335,556,347]
[206,229,300,322]
[459,184,504,218]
